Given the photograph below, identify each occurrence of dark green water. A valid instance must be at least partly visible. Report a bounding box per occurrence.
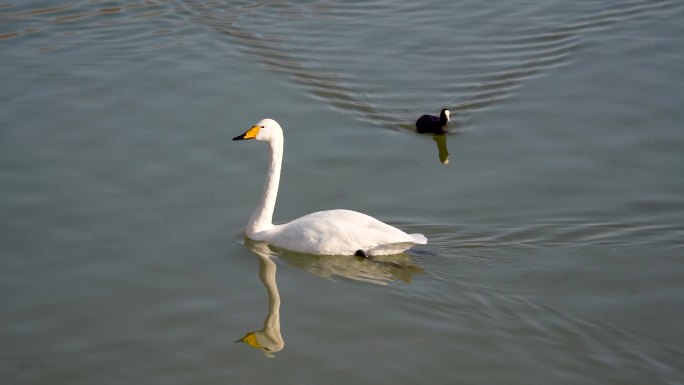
[2,1,683,384]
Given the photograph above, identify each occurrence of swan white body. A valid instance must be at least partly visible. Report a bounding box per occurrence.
[233,119,427,256]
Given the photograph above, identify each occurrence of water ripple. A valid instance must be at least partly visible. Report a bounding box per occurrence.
[388,280,684,384]
[3,0,679,129]
[0,0,180,52]
[173,0,682,130]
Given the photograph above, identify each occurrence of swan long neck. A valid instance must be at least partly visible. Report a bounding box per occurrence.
[246,137,283,236]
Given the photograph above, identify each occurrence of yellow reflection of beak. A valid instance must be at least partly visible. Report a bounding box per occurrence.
[236,332,262,349]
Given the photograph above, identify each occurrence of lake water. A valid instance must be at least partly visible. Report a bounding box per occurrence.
[2,0,684,383]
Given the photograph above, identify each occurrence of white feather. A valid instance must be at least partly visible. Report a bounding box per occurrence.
[236,119,427,256]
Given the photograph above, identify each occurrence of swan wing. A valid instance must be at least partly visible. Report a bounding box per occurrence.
[263,209,426,255]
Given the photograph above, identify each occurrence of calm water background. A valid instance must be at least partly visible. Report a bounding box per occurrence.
[2,0,684,384]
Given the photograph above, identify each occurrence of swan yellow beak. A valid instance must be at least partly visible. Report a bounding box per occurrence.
[233,125,260,141]
[236,332,262,349]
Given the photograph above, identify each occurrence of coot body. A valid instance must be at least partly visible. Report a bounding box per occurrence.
[416,108,450,134]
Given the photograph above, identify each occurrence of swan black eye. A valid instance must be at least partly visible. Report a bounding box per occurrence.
[261,126,264,128]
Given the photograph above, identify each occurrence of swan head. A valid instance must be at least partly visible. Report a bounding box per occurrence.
[233,118,283,142]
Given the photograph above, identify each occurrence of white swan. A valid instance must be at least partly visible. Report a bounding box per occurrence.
[233,118,427,256]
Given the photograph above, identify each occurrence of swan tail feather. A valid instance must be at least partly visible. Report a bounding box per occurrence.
[409,233,428,244]
[366,235,428,256]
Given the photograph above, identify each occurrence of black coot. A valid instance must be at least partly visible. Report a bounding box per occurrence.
[416,108,450,134]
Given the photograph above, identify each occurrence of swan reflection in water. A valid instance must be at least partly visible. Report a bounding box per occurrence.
[236,242,284,357]
[236,238,424,357]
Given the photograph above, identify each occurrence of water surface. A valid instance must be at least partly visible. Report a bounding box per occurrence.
[2,1,684,384]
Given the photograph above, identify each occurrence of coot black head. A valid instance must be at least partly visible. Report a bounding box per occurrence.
[416,108,451,134]
[440,109,450,122]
